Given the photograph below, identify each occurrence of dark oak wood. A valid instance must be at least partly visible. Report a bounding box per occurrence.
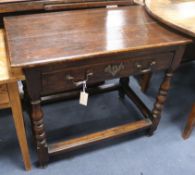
[31,101,49,166]
[4,5,191,166]
[120,77,152,119]
[48,119,152,155]
[149,71,173,134]
[4,7,191,68]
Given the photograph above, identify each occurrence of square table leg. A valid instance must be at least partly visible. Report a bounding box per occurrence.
[7,82,31,171]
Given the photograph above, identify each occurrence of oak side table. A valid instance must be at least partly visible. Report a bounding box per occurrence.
[4,6,191,166]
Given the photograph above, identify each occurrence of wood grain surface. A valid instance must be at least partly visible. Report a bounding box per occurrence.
[145,0,195,38]
[4,6,191,68]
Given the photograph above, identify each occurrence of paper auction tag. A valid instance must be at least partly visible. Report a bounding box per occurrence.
[79,91,88,106]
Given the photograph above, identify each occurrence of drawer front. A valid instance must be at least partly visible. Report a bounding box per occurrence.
[41,52,173,95]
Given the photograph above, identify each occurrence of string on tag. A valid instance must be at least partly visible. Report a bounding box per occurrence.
[83,81,87,92]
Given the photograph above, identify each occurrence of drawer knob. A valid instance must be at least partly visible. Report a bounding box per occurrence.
[104,63,125,77]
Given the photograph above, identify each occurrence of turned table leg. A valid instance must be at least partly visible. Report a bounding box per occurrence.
[182,104,195,139]
[7,82,31,171]
[149,71,173,135]
[31,100,49,167]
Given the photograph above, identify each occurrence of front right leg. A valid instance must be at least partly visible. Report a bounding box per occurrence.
[149,70,173,135]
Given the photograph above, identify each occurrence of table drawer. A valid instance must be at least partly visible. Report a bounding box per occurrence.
[41,52,174,94]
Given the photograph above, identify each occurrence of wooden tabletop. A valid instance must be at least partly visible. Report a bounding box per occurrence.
[145,0,195,38]
[4,6,191,68]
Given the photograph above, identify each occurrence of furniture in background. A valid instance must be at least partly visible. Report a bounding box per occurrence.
[4,4,191,166]
[139,0,195,92]
[182,104,195,139]
[145,0,195,36]
[144,0,195,138]
[0,29,31,170]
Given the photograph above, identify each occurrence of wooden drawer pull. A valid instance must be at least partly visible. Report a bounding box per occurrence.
[136,61,156,73]
[66,72,93,86]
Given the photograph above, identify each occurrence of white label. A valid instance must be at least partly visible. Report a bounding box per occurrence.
[79,91,89,106]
